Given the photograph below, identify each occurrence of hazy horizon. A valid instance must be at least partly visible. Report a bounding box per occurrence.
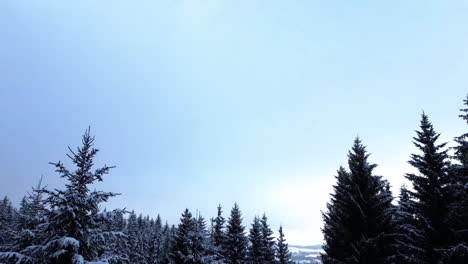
[1,1,467,245]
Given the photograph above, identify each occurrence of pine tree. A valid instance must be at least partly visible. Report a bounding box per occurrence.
[0,196,16,250]
[247,217,265,264]
[443,95,468,263]
[15,178,47,252]
[275,226,292,264]
[172,209,208,264]
[172,209,194,264]
[322,138,395,264]
[212,205,226,251]
[161,223,176,264]
[260,214,275,264]
[322,166,352,262]
[195,214,216,263]
[405,113,450,262]
[99,208,128,264]
[392,185,427,264]
[225,203,247,264]
[0,128,117,264]
[148,214,164,264]
[127,211,146,263]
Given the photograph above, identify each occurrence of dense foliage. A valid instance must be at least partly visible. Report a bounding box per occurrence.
[0,129,292,264]
[322,95,468,264]
[1,95,468,263]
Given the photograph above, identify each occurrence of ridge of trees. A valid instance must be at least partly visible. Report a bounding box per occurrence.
[0,130,292,264]
[322,95,468,264]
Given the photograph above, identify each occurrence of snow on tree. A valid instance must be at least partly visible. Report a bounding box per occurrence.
[0,128,121,264]
[392,185,427,264]
[442,95,468,263]
[0,196,17,250]
[247,216,265,264]
[172,209,212,264]
[322,138,395,264]
[160,223,175,264]
[405,113,451,262]
[212,204,226,259]
[260,214,275,264]
[14,177,48,252]
[275,226,292,264]
[225,203,247,264]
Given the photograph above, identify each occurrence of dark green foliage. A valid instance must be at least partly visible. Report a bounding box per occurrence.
[212,205,226,249]
[392,185,427,264]
[405,113,450,262]
[0,196,16,250]
[442,95,468,263]
[322,138,395,264]
[260,214,275,264]
[225,203,247,264]
[160,223,176,264]
[14,178,47,252]
[275,226,292,264]
[172,209,210,264]
[247,217,264,264]
[172,209,195,264]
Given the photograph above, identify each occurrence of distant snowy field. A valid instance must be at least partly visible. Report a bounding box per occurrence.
[289,245,323,263]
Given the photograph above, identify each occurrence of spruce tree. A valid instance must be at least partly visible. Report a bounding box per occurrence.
[225,203,247,264]
[443,95,468,263]
[22,128,119,263]
[322,138,395,264]
[260,214,275,264]
[392,185,427,264]
[0,196,15,250]
[127,211,145,263]
[15,178,47,252]
[322,166,352,262]
[148,215,164,264]
[172,209,208,264]
[172,209,194,264]
[99,208,128,264]
[212,205,226,250]
[196,214,217,263]
[247,217,265,264]
[405,113,450,262]
[161,223,175,264]
[275,226,292,264]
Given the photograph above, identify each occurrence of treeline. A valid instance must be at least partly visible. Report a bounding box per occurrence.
[322,95,468,264]
[0,130,293,264]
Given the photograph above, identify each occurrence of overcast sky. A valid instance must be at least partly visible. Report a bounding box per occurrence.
[1,0,467,245]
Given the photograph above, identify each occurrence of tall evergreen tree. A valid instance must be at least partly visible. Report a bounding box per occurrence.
[322,166,352,262]
[173,209,195,264]
[148,214,164,264]
[24,128,119,263]
[392,185,427,264]
[212,205,226,250]
[247,217,265,264]
[0,196,16,250]
[160,223,175,264]
[15,178,47,252]
[172,209,208,264]
[322,138,395,264]
[275,226,292,264]
[225,203,247,264]
[405,113,450,263]
[127,211,146,263]
[260,214,275,264]
[443,95,468,263]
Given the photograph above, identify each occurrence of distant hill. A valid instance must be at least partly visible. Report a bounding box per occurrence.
[289,245,323,264]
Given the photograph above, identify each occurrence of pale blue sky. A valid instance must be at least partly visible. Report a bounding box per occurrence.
[1,0,467,244]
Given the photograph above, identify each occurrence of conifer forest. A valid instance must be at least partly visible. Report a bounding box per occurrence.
[1,94,467,264]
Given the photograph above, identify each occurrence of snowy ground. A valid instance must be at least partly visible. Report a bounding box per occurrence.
[289,245,323,264]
